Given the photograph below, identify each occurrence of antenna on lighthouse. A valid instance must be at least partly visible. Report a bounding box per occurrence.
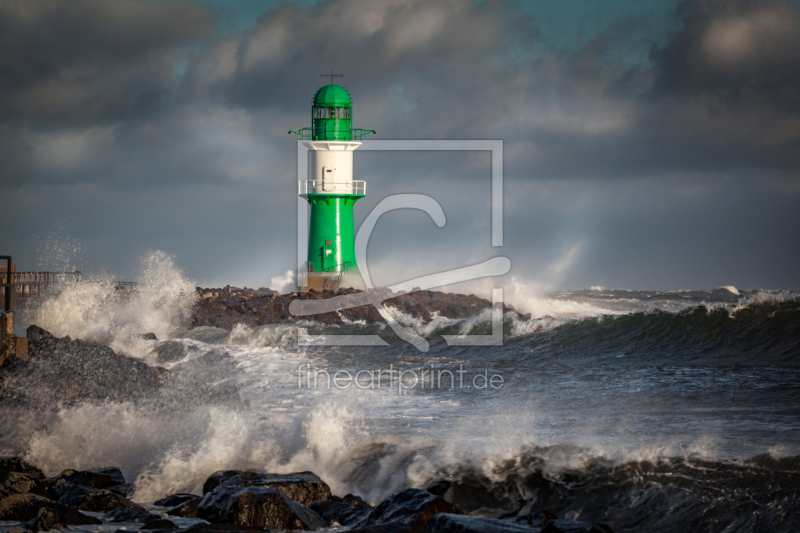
[321,70,343,85]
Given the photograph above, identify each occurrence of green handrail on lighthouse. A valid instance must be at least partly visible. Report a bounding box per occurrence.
[290,74,375,276]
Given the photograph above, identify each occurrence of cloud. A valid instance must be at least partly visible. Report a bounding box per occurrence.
[3,0,800,289]
[0,0,216,123]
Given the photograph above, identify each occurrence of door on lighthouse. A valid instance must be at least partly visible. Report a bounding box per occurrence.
[322,239,336,271]
[322,166,335,192]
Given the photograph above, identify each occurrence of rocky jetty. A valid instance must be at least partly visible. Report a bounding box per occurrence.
[0,458,613,533]
[192,286,530,330]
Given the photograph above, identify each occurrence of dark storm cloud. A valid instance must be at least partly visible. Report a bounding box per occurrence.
[4,0,799,188]
[183,0,800,178]
[2,0,799,289]
[0,0,216,124]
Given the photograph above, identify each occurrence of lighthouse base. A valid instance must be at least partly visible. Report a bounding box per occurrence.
[300,271,366,294]
[301,274,340,293]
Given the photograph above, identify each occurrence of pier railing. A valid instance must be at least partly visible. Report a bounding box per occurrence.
[0,266,83,311]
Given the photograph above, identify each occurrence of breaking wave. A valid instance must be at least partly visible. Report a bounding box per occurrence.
[20,251,195,357]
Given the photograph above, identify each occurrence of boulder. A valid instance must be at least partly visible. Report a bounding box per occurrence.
[202,470,242,495]
[76,489,144,512]
[108,482,136,497]
[23,507,67,532]
[348,488,461,533]
[347,525,417,533]
[54,483,100,507]
[151,342,186,364]
[105,507,161,523]
[156,493,201,508]
[54,467,126,489]
[542,521,613,533]
[202,471,331,506]
[167,497,201,518]
[423,513,540,533]
[142,518,179,530]
[198,486,325,530]
[177,523,268,533]
[0,494,59,521]
[2,472,46,498]
[309,499,365,526]
[503,510,558,528]
[0,493,101,525]
[0,458,45,483]
[342,493,371,510]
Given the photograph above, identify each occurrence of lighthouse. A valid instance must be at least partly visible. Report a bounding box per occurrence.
[290,72,375,291]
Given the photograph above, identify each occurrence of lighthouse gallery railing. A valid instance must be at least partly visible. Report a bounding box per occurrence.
[289,127,376,142]
[299,180,365,196]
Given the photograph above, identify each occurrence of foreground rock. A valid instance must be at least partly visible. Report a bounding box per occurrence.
[542,520,613,533]
[347,488,462,533]
[424,513,543,533]
[201,471,331,506]
[0,493,100,526]
[198,486,325,530]
[1,458,616,533]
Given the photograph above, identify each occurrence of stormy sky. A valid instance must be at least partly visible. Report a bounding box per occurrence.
[2,0,799,292]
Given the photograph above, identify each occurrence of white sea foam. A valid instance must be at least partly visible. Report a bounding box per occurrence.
[22,251,195,358]
[269,269,297,294]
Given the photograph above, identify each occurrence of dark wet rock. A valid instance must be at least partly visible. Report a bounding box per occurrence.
[156,493,201,507]
[198,486,325,530]
[309,499,365,526]
[167,497,200,518]
[108,482,136,497]
[0,326,245,410]
[202,471,331,506]
[55,467,125,489]
[0,458,45,483]
[0,326,165,405]
[151,341,187,363]
[0,493,101,525]
[143,518,179,530]
[503,510,558,528]
[347,524,416,533]
[348,488,461,533]
[542,521,613,533]
[203,470,242,495]
[1,472,46,499]
[343,493,371,510]
[54,483,100,507]
[76,489,144,512]
[141,333,158,340]
[106,507,161,523]
[23,507,67,531]
[177,523,265,533]
[0,494,58,521]
[424,513,540,533]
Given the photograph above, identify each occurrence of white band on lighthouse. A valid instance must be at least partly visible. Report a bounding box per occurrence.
[304,140,362,195]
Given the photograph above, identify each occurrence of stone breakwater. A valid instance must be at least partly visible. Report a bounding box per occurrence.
[0,457,613,533]
[192,286,531,330]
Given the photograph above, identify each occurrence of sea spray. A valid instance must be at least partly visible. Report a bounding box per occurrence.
[22,251,195,357]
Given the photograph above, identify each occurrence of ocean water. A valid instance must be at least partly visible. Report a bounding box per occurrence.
[2,254,799,532]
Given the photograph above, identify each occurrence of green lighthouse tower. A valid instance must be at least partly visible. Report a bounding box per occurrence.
[290,73,374,290]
